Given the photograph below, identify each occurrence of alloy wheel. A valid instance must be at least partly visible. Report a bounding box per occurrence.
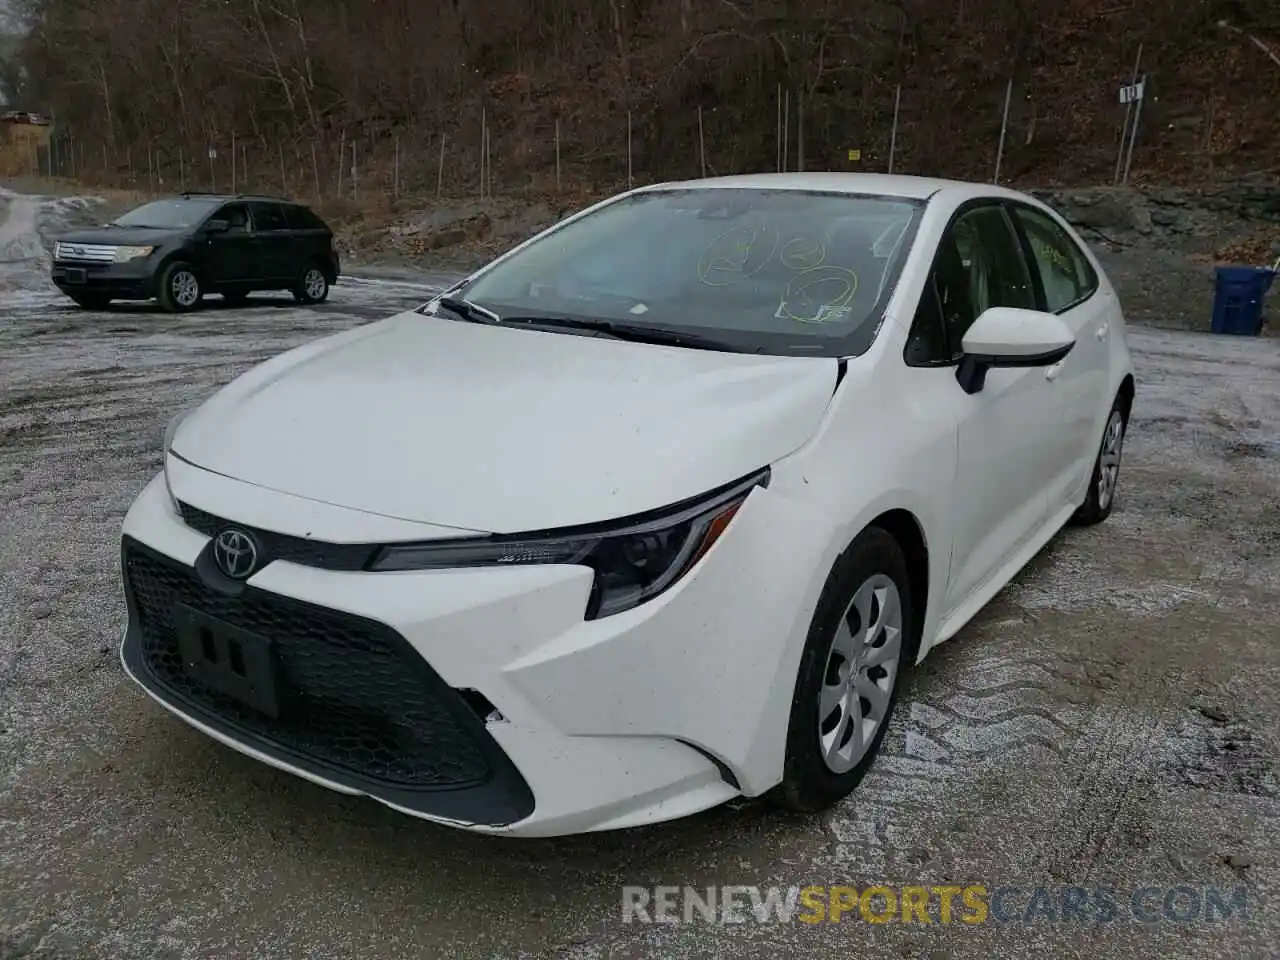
[303,268,327,300]
[171,270,200,308]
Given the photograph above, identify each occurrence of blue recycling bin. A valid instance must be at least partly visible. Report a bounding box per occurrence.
[1211,265,1276,336]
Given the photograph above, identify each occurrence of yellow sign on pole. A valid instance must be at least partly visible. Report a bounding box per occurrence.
[848,149,862,162]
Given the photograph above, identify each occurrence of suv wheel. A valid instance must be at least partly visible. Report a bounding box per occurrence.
[293,262,330,305]
[158,262,203,313]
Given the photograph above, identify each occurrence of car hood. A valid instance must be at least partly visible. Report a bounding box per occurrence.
[53,226,185,246]
[172,312,840,534]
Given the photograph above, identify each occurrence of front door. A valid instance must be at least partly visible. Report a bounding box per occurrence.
[205,203,261,285]
[931,204,1068,613]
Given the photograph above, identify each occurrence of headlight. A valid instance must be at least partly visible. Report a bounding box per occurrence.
[114,245,155,262]
[369,469,769,618]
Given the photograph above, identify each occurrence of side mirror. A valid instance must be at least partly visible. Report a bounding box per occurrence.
[956,307,1075,395]
[205,219,230,234]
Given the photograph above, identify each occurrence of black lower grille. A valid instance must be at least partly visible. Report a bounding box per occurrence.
[178,501,376,571]
[124,539,493,790]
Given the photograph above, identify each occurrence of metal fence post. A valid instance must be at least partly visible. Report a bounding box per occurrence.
[698,106,707,178]
[994,78,1013,183]
[1115,44,1143,184]
[1122,75,1146,186]
[782,91,789,173]
[889,84,902,174]
[437,134,446,198]
[776,84,783,172]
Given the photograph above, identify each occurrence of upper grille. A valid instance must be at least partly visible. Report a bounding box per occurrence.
[124,539,494,789]
[54,242,117,263]
[178,501,377,571]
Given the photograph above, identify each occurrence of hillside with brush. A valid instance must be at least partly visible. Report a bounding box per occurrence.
[3,0,1279,194]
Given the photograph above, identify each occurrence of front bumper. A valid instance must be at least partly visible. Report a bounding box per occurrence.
[120,467,836,836]
[52,259,157,300]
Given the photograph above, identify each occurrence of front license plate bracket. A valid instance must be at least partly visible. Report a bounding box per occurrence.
[173,604,283,718]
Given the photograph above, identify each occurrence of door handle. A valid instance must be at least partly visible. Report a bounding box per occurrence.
[1045,361,1064,381]
[1096,323,1109,341]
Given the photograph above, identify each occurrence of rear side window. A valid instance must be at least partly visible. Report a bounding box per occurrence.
[248,202,288,232]
[1011,205,1097,313]
[284,205,328,231]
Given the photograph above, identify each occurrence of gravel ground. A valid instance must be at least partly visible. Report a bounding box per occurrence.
[1,188,1278,960]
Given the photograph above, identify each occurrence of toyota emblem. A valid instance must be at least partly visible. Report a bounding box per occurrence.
[213,529,259,579]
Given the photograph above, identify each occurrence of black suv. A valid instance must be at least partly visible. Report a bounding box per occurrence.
[50,193,341,312]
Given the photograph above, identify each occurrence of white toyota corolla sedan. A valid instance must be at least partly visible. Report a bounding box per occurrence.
[120,173,1134,837]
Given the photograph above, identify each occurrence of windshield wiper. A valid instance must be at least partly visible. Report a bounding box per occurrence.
[427,296,502,325]
[500,316,739,352]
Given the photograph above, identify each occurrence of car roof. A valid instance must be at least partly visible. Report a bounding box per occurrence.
[172,193,301,204]
[637,172,1029,205]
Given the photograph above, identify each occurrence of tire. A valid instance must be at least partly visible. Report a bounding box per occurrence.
[157,261,203,313]
[69,293,110,310]
[769,526,914,813]
[292,261,330,305]
[1070,398,1128,526]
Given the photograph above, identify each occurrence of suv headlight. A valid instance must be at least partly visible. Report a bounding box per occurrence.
[114,245,155,262]
[369,469,769,619]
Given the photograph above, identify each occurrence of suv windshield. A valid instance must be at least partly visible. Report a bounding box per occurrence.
[458,188,924,356]
[113,198,222,230]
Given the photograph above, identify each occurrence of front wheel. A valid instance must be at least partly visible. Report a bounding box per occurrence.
[157,262,203,313]
[293,262,330,304]
[769,526,913,813]
[1071,401,1127,526]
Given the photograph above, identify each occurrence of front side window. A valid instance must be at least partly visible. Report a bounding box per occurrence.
[112,199,221,230]
[906,204,1037,364]
[457,188,925,356]
[218,204,249,232]
[1011,205,1097,313]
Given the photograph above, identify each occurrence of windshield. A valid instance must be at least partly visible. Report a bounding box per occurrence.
[457,188,924,356]
[113,199,221,229]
